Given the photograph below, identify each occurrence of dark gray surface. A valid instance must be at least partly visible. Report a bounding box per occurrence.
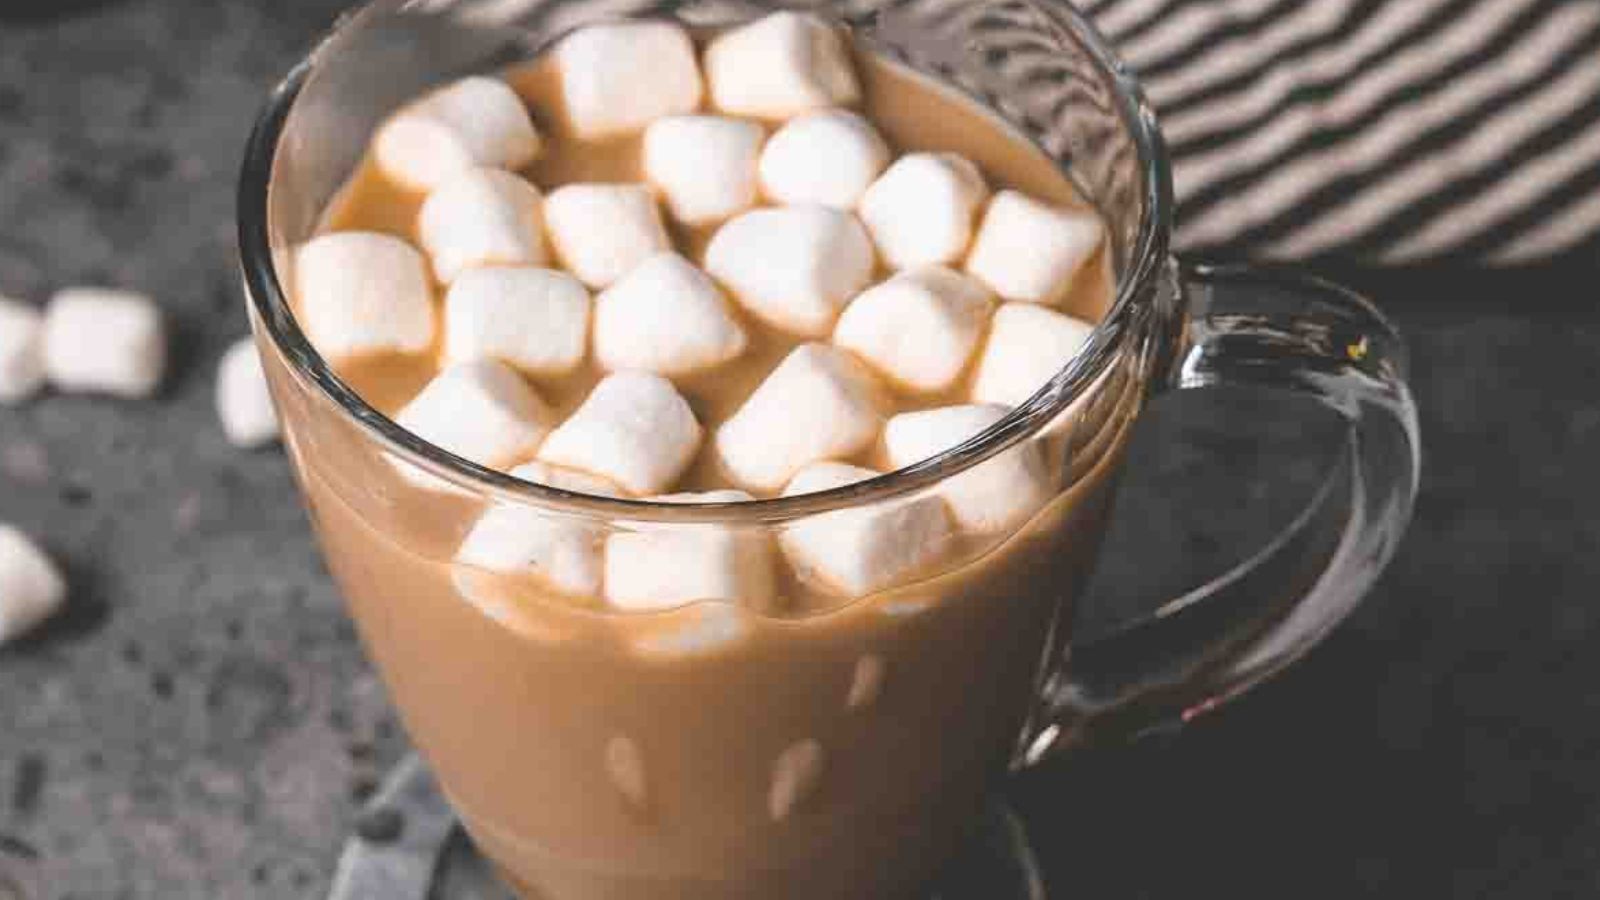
[0,3,409,897]
[0,2,1597,899]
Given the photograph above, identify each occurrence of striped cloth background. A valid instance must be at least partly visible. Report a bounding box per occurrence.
[1083,0,1600,265]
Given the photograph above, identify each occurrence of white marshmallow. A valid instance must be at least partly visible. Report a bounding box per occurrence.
[537,371,702,495]
[965,190,1103,305]
[510,460,622,497]
[0,297,45,404]
[642,115,765,225]
[395,360,553,472]
[628,602,750,657]
[970,302,1095,409]
[42,287,165,398]
[293,232,435,361]
[884,404,1051,534]
[417,168,546,284]
[860,153,990,269]
[757,110,889,209]
[0,524,65,644]
[594,253,747,377]
[556,21,702,139]
[704,206,874,337]
[605,490,775,611]
[373,76,541,192]
[705,12,860,119]
[455,461,620,597]
[216,338,279,448]
[832,266,992,394]
[716,343,883,493]
[780,462,954,597]
[443,267,590,378]
[543,184,672,289]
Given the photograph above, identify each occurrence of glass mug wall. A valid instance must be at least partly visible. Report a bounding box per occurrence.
[238,1,1421,898]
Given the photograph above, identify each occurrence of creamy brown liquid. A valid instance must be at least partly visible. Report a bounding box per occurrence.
[275,38,1137,900]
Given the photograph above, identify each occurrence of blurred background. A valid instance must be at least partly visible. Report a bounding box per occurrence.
[1,0,1597,897]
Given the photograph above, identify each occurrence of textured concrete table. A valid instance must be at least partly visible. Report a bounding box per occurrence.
[2,2,1598,899]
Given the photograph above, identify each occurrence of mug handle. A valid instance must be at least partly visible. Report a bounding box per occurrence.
[1020,262,1422,762]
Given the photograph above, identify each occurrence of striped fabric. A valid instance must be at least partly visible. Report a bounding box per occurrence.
[1084,0,1600,265]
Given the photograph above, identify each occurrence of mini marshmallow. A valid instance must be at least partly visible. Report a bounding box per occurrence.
[780,462,954,597]
[716,343,883,493]
[965,190,1103,305]
[628,602,750,657]
[594,253,747,377]
[543,184,672,288]
[216,338,279,448]
[757,110,889,209]
[605,490,776,611]
[417,168,546,284]
[832,266,992,394]
[443,267,590,378]
[704,206,874,337]
[538,371,702,495]
[373,76,541,192]
[705,12,860,119]
[42,287,165,398]
[884,404,1051,534]
[860,153,990,269]
[455,461,621,597]
[970,302,1095,408]
[0,524,65,645]
[293,232,435,361]
[0,297,45,404]
[642,116,765,225]
[556,21,702,139]
[395,359,553,472]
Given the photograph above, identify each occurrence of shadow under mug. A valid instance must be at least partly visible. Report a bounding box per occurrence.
[238,1,1422,897]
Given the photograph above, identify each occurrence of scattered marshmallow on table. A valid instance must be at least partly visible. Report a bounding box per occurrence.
[216,338,279,448]
[860,153,990,269]
[965,189,1103,305]
[780,462,955,597]
[643,115,765,225]
[594,253,747,377]
[538,371,703,495]
[970,302,1095,408]
[293,232,435,361]
[395,359,553,473]
[556,21,702,139]
[455,461,620,598]
[757,110,889,209]
[705,12,860,119]
[42,287,165,398]
[543,183,672,289]
[605,490,776,612]
[444,267,590,378]
[417,168,546,284]
[0,297,44,404]
[704,206,874,337]
[832,266,992,394]
[716,343,884,493]
[0,524,65,645]
[884,404,1051,534]
[373,76,542,192]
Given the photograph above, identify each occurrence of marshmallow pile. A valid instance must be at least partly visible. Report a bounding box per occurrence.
[293,13,1110,612]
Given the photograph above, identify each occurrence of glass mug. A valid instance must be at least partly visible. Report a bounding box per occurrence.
[238,1,1421,897]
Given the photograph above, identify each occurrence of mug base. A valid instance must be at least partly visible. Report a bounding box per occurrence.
[328,753,1047,900]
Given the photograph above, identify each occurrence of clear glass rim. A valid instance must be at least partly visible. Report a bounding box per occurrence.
[236,0,1175,523]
